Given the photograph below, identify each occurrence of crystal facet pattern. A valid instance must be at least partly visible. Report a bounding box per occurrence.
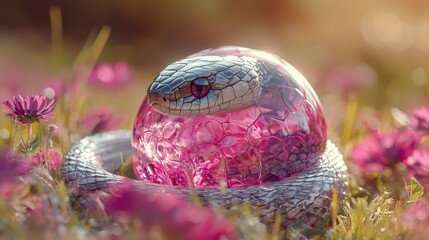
[132,47,327,188]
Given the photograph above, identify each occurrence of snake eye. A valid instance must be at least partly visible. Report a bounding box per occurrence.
[191,78,210,99]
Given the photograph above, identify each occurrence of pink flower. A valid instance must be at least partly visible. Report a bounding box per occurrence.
[88,61,131,86]
[32,149,62,173]
[3,95,56,124]
[25,195,50,226]
[0,150,30,196]
[349,130,420,173]
[102,181,234,240]
[0,150,29,181]
[409,106,429,133]
[79,108,122,134]
[405,150,429,188]
[401,199,429,227]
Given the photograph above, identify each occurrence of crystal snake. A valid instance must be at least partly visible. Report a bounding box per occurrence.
[61,46,348,230]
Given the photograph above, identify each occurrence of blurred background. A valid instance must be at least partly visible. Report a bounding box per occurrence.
[0,0,428,137]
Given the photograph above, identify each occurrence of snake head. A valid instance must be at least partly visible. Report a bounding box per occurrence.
[147,55,261,117]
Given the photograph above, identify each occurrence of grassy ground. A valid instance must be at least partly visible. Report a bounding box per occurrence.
[2,4,429,239]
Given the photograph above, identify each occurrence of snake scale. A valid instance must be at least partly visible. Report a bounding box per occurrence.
[61,46,348,230]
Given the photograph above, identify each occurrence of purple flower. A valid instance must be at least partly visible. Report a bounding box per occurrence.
[0,150,30,196]
[0,150,29,181]
[103,181,235,240]
[3,95,56,124]
[405,150,429,188]
[88,61,131,86]
[401,199,429,227]
[349,130,420,173]
[32,149,62,173]
[409,106,429,133]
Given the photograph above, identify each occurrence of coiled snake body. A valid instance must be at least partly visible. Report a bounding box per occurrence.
[62,46,348,230]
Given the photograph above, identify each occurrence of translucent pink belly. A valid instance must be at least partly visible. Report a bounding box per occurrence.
[132,92,327,188]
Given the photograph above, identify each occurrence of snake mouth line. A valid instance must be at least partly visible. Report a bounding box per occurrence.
[151,103,209,117]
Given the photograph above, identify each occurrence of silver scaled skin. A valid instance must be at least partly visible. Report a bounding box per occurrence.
[61,46,348,232]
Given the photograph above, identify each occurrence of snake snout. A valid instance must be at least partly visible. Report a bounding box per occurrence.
[147,90,169,109]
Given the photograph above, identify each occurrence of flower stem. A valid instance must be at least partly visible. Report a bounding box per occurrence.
[46,128,53,151]
[14,123,26,151]
[341,96,359,145]
[27,123,32,152]
[45,127,54,172]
